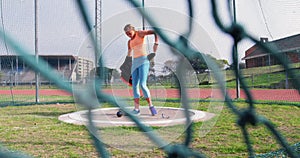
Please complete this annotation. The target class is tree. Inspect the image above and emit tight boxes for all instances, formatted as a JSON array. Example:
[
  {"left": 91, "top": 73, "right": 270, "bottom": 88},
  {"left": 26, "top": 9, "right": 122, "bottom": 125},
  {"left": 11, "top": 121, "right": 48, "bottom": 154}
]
[
  {"left": 188, "top": 53, "right": 229, "bottom": 73},
  {"left": 189, "top": 53, "right": 207, "bottom": 74},
  {"left": 227, "top": 62, "right": 246, "bottom": 70},
  {"left": 162, "top": 60, "right": 177, "bottom": 75},
  {"left": 216, "top": 59, "right": 230, "bottom": 69}
]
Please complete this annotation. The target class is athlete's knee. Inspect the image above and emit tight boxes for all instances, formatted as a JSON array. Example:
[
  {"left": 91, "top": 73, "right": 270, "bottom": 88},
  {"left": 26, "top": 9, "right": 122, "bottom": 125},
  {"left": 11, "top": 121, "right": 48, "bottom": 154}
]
[
  {"left": 140, "top": 83, "right": 148, "bottom": 91},
  {"left": 133, "top": 90, "right": 140, "bottom": 98}
]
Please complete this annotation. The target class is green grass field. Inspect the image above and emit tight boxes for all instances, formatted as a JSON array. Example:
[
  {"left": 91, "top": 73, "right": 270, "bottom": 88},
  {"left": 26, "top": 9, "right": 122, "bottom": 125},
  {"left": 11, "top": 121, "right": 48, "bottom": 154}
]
[
  {"left": 0, "top": 100, "right": 299, "bottom": 157},
  {"left": 0, "top": 64, "right": 299, "bottom": 157}
]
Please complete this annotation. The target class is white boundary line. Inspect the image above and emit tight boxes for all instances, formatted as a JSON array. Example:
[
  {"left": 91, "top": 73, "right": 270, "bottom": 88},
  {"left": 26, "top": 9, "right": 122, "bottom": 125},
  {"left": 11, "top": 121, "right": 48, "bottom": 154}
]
[{"left": 58, "top": 107, "right": 212, "bottom": 127}]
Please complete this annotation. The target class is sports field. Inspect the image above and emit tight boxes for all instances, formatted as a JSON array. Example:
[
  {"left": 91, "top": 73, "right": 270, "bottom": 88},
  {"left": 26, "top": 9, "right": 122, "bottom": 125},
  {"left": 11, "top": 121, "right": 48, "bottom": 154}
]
[{"left": 0, "top": 97, "right": 298, "bottom": 157}]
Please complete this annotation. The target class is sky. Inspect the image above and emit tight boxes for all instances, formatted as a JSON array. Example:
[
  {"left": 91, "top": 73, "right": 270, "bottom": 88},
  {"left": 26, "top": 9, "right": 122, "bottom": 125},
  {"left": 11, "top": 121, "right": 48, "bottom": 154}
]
[{"left": 0, "top": 0, "right": 300, "bottom": 70}]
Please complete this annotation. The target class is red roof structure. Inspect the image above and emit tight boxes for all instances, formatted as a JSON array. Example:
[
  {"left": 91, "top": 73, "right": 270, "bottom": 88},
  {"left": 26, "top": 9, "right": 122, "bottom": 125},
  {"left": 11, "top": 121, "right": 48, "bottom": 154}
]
[{"left": 242, "top": 34, "right": 300, "bottom": 68}]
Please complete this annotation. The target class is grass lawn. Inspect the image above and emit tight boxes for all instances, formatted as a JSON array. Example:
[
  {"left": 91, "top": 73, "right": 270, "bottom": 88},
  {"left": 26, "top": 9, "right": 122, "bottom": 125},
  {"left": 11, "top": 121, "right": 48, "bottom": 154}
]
[{"left": 0, "top": 100, "right": 299, "bottom": 157}]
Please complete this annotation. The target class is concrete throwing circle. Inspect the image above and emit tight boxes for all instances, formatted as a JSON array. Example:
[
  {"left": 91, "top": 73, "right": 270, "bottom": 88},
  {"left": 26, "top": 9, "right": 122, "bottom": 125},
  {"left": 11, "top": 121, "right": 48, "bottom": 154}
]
[{"left": 58, "top": 107, "right": 215, "bottom": 127}]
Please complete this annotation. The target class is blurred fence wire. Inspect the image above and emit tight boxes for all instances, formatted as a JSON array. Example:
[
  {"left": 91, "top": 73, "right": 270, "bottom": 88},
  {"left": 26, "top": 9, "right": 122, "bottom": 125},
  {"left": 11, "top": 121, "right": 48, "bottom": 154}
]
[{"left": 0, "top": 0, "right": 299, "bottom": 157}]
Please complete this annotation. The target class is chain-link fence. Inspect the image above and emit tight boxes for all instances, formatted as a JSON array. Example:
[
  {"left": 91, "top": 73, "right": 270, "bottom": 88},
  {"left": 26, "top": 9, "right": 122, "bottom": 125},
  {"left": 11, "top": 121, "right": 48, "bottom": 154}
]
[{"left": 0, "top": 0, "right": 299, "bottom": 157}]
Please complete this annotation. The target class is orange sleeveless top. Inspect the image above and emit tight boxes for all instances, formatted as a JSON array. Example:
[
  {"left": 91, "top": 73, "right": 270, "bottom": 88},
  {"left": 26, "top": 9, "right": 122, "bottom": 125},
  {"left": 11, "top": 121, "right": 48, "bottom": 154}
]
[{"left": 129, "top": 32, "right": 147, "bottom": 58}]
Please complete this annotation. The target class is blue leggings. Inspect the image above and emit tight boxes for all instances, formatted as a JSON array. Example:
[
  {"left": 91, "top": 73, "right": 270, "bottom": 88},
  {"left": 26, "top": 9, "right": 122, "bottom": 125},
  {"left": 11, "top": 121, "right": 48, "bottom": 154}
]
[{"left": 131, "top": 56, "right": 151, "bottom": 99}]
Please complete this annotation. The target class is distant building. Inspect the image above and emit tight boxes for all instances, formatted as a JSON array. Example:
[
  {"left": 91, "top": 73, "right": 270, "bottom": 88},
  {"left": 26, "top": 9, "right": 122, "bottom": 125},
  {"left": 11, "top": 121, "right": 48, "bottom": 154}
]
[
  {"left": 0, "top": 55, "right": 94, "bottom": 85},
  {"left": 242, "top": 34, "right": 300, "bottom": 68}
]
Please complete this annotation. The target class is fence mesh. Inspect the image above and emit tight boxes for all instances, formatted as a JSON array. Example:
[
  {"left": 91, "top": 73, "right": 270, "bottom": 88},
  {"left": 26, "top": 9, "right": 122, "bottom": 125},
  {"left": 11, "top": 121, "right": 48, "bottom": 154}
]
[{"left": 0, "top": 0, "right": 299, "bottom": 157}]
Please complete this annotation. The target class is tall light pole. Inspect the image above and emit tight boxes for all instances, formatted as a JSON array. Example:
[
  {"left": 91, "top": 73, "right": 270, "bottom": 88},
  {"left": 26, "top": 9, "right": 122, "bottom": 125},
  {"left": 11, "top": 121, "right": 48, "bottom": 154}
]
[
  {"left": 233, "top": 0, "right": 240, "bottom": 98},
  {"left": 95, "top": 0, "right": 102, "bottom": 68},
  {"left": 35, "top": 0, "right": 39, "bottom": 103},
  {"left": 142, "top": 0, "right": 145, "bottom": 30}
]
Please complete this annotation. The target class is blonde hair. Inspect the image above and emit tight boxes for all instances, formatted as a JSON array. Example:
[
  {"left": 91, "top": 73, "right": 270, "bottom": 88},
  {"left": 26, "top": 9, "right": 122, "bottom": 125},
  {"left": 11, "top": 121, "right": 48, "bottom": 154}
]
[{"left": 124, "top": 24, "right": 135, "bottom": 32}]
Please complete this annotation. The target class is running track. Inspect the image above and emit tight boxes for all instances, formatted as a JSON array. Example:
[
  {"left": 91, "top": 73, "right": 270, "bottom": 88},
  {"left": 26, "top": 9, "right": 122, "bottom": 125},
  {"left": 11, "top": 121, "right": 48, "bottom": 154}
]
[{"left": 0, "top": 88, "right": 299, "bottom": 102}]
